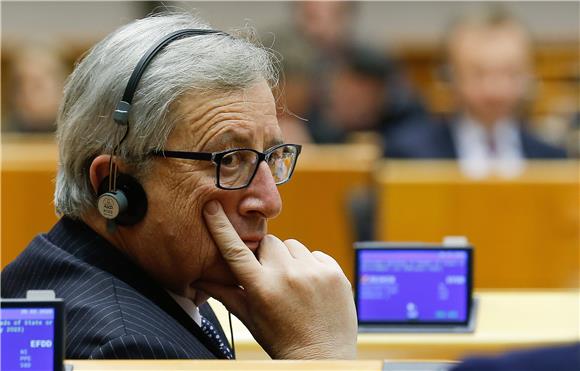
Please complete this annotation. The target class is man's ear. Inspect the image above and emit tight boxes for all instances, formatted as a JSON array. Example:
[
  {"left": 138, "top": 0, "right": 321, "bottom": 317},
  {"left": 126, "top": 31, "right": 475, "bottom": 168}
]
[{"left": 89, "top": 155, "right": 113, "bottom": 194}]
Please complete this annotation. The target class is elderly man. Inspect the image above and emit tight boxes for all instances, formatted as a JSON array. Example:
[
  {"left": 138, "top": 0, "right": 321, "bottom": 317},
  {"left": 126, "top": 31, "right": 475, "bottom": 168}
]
[{"left": 1, "top": 12, "right": 357, "bottom": 360}]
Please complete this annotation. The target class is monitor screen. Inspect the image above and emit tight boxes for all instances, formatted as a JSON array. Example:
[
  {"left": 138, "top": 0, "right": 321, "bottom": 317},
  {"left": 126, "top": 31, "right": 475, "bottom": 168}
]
[
  {"left": 356, "top": 247, "right": 472, "bottom": 325},
  {"left": 1, "top": 306, "right": 59, "bottom": 371}
]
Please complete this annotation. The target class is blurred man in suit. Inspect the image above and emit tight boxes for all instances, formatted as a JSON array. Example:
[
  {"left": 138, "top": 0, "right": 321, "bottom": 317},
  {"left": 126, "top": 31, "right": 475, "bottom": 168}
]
[
  {"left": 453, "top": 343, "right": 580, "bottom": 371},
  {"left": 270, "top": 2, "right": 427, "bottom": 146},
  {"left": 387, "top": 9, "right": 566, "bottom": 178},
  {"left": 307, "top": 45, "right": 429, "bottom": 145},
  {"left": 1, "top": 12, "right": 357, "bottom": 360},
  {"left": 3, "top": 43, "right": 68, "bottom": 133},
  {"left": 267, "top": 1, "right": 357, "bottom": 143}
]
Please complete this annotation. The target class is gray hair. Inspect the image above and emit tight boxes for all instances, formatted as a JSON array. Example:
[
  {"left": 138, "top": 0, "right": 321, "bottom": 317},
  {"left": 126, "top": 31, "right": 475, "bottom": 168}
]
[{"left": 55, "top": 12, "right": 278, "bottom": 218}]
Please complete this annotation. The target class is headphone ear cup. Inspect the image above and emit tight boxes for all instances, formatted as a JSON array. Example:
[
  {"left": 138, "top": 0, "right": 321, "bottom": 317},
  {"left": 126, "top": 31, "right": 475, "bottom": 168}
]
[
  {"left": 97, "top": 191, "right": 128, "bottom": 220},
  {"left": 97, "top": 174, "right": 148, "bottom": 226}
]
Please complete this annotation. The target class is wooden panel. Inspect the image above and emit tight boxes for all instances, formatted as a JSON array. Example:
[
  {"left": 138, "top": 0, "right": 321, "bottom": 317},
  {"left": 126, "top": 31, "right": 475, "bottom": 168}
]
[
  {"left": 1, "top": 135, "right": 59, "bottom": 267},
  {"left": 375, "top": 160, "right": 580, "bottom": 288}
]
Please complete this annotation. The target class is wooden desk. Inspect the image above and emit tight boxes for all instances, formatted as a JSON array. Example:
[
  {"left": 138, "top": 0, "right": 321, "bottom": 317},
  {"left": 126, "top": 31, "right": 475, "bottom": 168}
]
[
  {"left": 209, "top": 290, "right": 579, "bottom": 360},
  {"left": 1, "top": 135, "right": 59, "bottom": 267},
  {"left": 375, "top": 160, "right": 580, "bottom": 288},
  {"left": 66, "top": 360, "right": 383, "bottom": 371}
]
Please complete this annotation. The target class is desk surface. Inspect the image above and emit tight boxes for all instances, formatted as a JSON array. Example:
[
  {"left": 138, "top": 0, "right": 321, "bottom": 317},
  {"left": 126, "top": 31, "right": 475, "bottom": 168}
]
[
  {"left": 210, "top": 290, "right": 579, "bottom": 360},
  {"left": 66, "top": 360, "right": 384, "bottom": 371},
  {"left": 65, "top": 360, "right": 460, "bottom": 370}
]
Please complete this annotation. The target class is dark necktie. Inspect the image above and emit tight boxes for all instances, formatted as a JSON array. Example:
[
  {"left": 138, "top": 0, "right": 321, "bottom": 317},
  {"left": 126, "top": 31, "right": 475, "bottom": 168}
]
[
  {"left": 487, "top": 133, "right": 497, "bottom": 155},
  {"left": 201, "top": 316, "right": 234, "bottom": 359}
]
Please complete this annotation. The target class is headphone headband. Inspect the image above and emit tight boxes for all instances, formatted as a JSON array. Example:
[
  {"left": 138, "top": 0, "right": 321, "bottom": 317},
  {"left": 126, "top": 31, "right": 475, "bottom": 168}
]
[
  {"left": 101, "top": 28, "right": 225, "bottom": 226},
  {"left": 113, "top": 28, "right": 225, "bottom": 125}
]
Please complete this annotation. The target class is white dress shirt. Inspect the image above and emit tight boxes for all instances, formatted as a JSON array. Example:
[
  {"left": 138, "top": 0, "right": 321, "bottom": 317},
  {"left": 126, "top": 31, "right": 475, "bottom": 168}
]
[
  {"left": 167, "top": 290, "right": 202, "bottom": 327},
  {"left": 452, "top": 116, "right": 526, "bottom": 179}
]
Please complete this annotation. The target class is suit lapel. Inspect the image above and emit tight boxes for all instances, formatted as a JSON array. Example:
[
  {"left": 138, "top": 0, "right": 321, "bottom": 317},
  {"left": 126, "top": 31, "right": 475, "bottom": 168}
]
[
  {"left": 49, "top": 217, "right": 228, "bottom": 359},
  {"left": 440, "top": 120, "right": 459, "bottom": 158}
]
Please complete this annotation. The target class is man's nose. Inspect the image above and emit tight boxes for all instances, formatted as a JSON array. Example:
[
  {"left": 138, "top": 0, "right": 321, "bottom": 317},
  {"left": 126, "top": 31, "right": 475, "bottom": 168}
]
[{"left": 239, "top": 161, "right": 282, "bottom": 219}]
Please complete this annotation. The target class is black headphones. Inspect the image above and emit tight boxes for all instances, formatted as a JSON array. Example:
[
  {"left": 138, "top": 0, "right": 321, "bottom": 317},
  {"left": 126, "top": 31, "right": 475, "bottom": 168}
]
[{"left": 97, "top": 28, "right": 225, "bottom": 226}]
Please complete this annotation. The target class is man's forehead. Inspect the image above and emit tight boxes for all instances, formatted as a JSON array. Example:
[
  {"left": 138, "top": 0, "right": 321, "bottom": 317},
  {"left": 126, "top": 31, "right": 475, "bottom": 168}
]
[
  {"left": 175, "top": 83, "right": 276, "bottom": 120},
  {"left": 452, "top": 25, "right": 529, "bottom": 56},
  {"left": 455, "top": 36, "right": 530, "bottom": 70},
  {"left": 166, "top": 82, "right": 281, "bottom": 150},
  {"left": 203, "top": 123, "right": 283, "bottom": 150}
]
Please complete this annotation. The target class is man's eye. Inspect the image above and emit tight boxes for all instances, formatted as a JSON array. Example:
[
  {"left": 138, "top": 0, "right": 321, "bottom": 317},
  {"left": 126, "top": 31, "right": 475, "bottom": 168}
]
[{"left": 222, "top": 152, "right": 241, "bottom": 168}]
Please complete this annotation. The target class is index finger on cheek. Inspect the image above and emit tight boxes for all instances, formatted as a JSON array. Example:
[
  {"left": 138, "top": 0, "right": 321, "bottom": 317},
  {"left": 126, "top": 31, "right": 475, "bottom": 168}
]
[{"left": 203, "top": 200, "right": 262, "bottom": 284}]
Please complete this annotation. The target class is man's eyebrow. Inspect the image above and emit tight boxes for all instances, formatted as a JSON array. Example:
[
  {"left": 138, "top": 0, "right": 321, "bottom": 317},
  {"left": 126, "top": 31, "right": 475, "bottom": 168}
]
[
  {"left": 266, "top": 137, "right": 285, "bottom": 149},
  {"left": 203, "top": 131, "right": 252, "bottom": 151},
  {"left": 204, "top": 132, "right": 285, "bottom": 152}
]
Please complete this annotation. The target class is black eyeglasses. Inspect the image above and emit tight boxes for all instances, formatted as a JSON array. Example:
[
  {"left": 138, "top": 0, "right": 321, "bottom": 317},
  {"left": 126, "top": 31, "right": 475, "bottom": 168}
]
[{"left": 150, "top": 143, "right": 302, "bottom": 190}]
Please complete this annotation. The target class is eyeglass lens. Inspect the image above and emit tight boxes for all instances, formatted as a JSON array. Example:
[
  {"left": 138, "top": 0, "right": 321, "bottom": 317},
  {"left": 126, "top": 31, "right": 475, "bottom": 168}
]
[{"left": 218, "top": 145, "right": 298, "bottom": 189}]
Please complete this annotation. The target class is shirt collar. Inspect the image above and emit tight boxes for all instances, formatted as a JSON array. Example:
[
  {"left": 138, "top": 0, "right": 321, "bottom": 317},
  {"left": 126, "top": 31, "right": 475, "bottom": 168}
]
[{"left": 167, "top": 290, "right": 202, "bottom": 327}]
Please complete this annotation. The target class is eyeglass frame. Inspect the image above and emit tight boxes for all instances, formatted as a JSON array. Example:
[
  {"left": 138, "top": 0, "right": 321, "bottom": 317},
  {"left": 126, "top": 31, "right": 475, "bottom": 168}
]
[{"left": 150, "top": 143, "right": 302, "bottom": 190}]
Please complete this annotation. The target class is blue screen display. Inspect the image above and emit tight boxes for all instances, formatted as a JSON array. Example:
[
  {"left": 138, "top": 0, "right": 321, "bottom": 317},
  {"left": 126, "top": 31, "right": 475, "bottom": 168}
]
[
  {"left": 357, "top": 249, "right": 469, "bottom": 323},
  {"left": 1, "top": 308, "right": 55, "bottom": 371}
]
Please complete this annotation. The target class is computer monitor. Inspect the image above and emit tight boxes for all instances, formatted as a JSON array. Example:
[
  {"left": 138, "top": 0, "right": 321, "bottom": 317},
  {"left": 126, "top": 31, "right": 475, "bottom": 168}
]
[
  {"left": 1, "top": 298, "right": 65, "bottom": 371},
  {"left": 355, "top": 242, "right": 474, "bottom": 332}
]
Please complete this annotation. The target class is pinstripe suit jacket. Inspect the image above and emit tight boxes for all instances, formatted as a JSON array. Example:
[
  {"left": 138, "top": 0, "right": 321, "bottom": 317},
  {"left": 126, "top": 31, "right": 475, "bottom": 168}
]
[{"left": 1, "top": 217, "right": 231, "bottom": 359}]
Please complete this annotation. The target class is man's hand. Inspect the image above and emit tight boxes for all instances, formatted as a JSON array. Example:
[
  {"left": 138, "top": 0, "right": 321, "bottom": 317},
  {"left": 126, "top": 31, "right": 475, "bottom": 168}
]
[{"left": 195, "top": 200, "right": 358, "bottom": 359}]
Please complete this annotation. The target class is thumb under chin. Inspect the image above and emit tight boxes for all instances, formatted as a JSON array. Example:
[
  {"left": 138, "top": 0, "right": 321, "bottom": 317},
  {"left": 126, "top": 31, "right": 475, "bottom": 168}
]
[{"left": 193, "top": 289, "right": 211, "bottom": 307}]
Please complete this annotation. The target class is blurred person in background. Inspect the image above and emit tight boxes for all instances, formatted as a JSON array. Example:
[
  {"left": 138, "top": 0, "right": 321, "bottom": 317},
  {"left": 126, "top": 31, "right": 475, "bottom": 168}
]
[
  {"left": 269, "top": 1, "right": 426, "bottom": 145},
  {"left": 452, "top": 342, "right": 579, "bottom": 371},
  {"left": 386, "top": 8, "right": 567, "bottom": 178},
  {"left": 307, "top": 45, "right": 428, "bottom": 145},
  {"left": 274, "top": 37, "right": 314, "bottom": 144},
  {"left": 266, "top": 1, "right": 355, "bottom": 143},
  {"left": 3, "top": 43, "right": 68, "bottom": 133}
]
